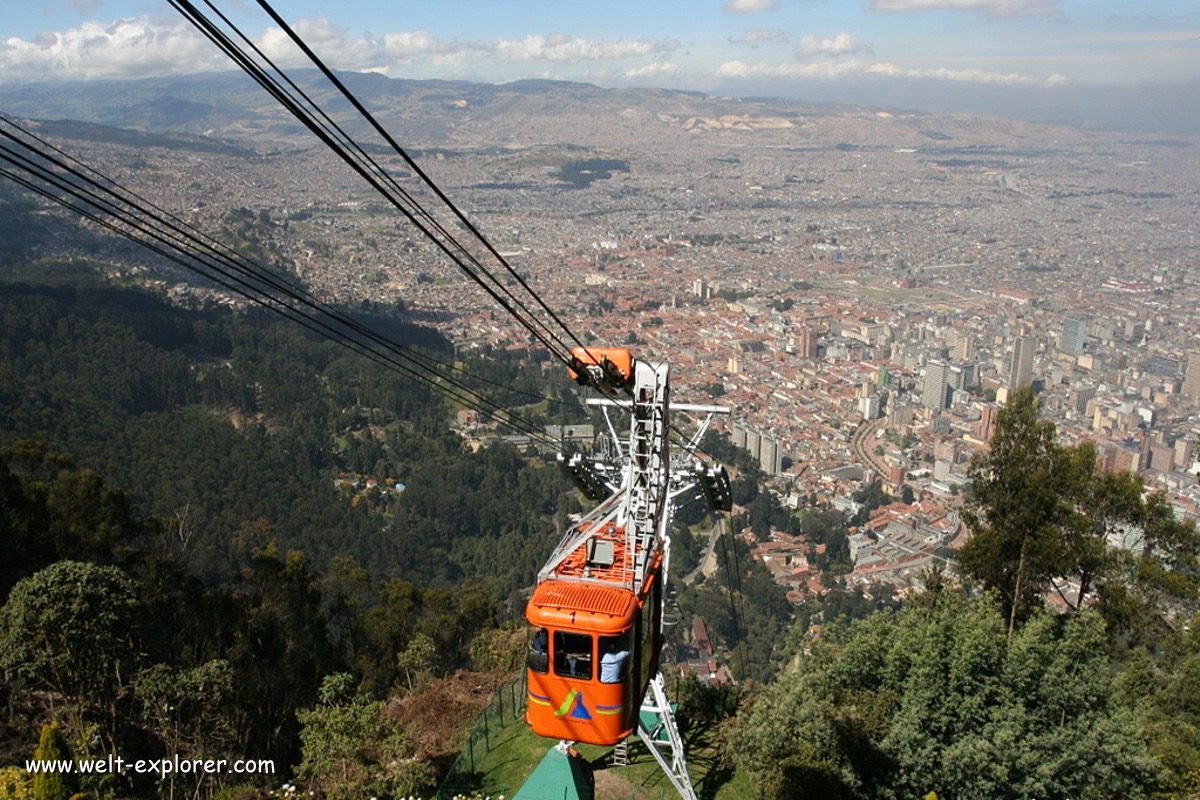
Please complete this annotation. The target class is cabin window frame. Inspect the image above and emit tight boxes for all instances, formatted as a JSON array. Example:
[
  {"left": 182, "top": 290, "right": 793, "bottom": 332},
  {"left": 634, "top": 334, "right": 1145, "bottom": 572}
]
[
  {"left": 527, "top": 626, "right": 550, "bottom": 674},
  {"left": 553, "top": 630, "right": 594, "bottom": 681}
]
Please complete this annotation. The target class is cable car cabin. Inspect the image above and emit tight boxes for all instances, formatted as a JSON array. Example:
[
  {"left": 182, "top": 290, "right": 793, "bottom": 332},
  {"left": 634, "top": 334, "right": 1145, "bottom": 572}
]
[
  {"left": 525, "top": 527, "right": 663, "bottom": 745},
  {"left": 568, "top": 346, "right": 634, "bottom": 389}
]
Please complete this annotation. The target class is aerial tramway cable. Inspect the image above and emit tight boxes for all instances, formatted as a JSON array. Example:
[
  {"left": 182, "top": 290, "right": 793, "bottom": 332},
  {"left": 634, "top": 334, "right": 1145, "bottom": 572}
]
[
  {"left": 169, "top": 0, "right": 583, "bottom": 370},
  {"left": 170, "top": 0, "right": 722, "bottom": 450},
  {"left": 1, "top": 112, "right": 577, "bottom": 410},
  {"left": 247, "top": 0, "right": 592, "bottom": 356},
  {"left": 0, "top": 120, "right": 562, "bottom": 446}
]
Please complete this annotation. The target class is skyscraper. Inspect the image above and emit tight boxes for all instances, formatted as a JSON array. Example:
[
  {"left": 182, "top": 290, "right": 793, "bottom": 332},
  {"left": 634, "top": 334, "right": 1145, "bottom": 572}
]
[
  {"left": 1062, "top": 317, "right": 1088, "bottom": 355},
  {"left": 953, "top": 334, "right": 975, "bottom": 362},
  {"left": 922, "top": 360, "right": 950, "bottom": 410},
  {"left": 1185, "top": 352, "right": 1200, "bottom": 403},
  {"left": 798, "top": 326, "right": 818, "bottom": 359},
  {"left": 1009, "top": 336, "right": 1036, "bottom": 391}
]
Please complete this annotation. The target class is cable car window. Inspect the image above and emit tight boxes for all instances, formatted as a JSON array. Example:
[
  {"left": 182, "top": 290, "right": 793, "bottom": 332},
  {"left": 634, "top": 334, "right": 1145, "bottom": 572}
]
[
  {"left": 527, "top": 626, "right": 549, "bottom": 674},
  {"left": 599, "top": 633, "right": 632, "bottom": 683},
  {"left": 554, "top": 631, "right": 593, "bottom": 680}
]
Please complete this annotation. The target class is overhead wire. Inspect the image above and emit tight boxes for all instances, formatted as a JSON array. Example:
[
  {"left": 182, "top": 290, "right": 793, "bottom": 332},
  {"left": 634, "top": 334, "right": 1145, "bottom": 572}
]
[
  {"left": 168, "top": 0, "right": 583, "bottom": 371},
  {"left": 0, "top": 121, "right": 461, "bottom": 399},
  {"left": 172, "top": 0, "right": 708, "bottom": 447},
  {"left": 248, "top": 0, "right": 591, "bottom": 357},
  {"left": 0, "top": 114, "right": 570, "bottom": 417},
  {"left": 0, "top": 119, "right": 562, "bottom": 446},
  {"left": 713, "top": 516, "right": 747, "bottom": 679}
]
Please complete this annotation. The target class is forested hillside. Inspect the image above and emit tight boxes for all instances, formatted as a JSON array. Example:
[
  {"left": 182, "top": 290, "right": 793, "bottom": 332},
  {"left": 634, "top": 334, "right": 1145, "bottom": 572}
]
[
  {"left": 0, "top": 277, "right": 573, "bottom": 592},
  {"left": 5, "top": 257, "right": 1200, "bottom": 800},
  {"left": 0, "top": 266, "right": 580, "bottom": 796}
]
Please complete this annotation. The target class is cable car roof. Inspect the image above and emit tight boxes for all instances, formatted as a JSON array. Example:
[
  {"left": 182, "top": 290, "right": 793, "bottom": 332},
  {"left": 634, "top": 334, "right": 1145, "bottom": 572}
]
[{"left": 529, "top": 579, "right": 639, "bottom": 620}]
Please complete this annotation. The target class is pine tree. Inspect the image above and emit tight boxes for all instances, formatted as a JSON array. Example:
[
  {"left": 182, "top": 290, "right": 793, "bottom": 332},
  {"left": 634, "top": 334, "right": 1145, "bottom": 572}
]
[{"left": 32, "top": 723, "right": 76, "bottom": 800}]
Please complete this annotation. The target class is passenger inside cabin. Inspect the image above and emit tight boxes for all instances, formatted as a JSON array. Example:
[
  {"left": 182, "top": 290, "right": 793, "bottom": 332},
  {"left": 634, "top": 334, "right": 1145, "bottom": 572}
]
[
  {"left": 600, "top": 636, "right": 630, "bottom": 683},
  {"left": 554, "top": 631, "right": 593, "bottom": 680},
  {"left": 528, "top": 627, "right": 549, "bottom": 673}
]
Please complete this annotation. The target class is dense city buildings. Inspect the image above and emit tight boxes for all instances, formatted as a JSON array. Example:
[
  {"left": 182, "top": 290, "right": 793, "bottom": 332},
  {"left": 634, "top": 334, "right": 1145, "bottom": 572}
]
[{"left": 13, "top": 76, "right": 1200, "bottom": 603}]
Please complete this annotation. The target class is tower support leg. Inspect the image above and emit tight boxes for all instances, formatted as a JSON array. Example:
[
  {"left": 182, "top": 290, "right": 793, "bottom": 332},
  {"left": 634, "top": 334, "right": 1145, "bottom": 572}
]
[{"left": 636, "top": 672, "right": 697, "bottom": 800}]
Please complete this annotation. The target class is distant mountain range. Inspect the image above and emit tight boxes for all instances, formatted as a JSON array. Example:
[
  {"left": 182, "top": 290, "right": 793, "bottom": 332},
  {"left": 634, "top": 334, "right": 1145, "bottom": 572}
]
[
  {"left": 7, "top": 70, "right": 1191, "bottom": 157},
  {"left": 0, "top": 70, "right": 924, "bottom": 151}
]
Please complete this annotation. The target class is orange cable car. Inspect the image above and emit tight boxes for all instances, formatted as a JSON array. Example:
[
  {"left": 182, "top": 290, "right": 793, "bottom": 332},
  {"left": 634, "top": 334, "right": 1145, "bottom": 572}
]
[
  {"left": 524, "top": 521, "right": 663, "bottom": 745},
  {"left": 526, "top": 349, "right": 678, "bottom": 746}
]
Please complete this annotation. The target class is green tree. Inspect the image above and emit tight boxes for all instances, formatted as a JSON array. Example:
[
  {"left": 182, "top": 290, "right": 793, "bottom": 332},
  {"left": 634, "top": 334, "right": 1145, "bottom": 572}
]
[
  {"left": 295, "top": 673, "right": 434, "bottom": 800},
  {"left": 727, "top": 593, "right": 1163, "bottom": 799},
  {"left": 135, "top": 660, "right": 236, "bottom": 800},
  {"left": 31, "top": 723, "right": 76, "bottom": 800},
  {"left": 957, "top": 387, "right": 1085, "bottom": 640},
  {"left": 0, "top": 561, "right": 142, "bottom": 753},
  {"left": 958, "top": 388, "right": 1199, "bottom": 643},
  {"left": 396, "top": 631, "right": 437, "bottom": 692}
]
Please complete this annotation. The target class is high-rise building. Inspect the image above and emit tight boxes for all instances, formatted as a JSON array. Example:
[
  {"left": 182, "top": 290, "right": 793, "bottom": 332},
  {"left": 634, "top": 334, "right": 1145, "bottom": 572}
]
[
  {"left": 798, "top": 326, "right": 818, "bottom": 359},
  {"left": 948, "top": 363, "right": 979, "bottom": 391},
  {"left": 977, "top": 406, "right": 997, "bottom": 441},
  {"left": 744, "top": 429, "right": 761, "bottom": 460},
  {"left": 1009, "top": 336, "right": 1036, "bottom": 391},
  {"left": 731, "top": 425, "right": 747, "bottom": 450},
  {"left": 953, "top": 334, "right": 975, "bottom": 362},
  {"left": 1175, "top": 438, "right": 1194, "bottom": 471},
  {"left": 1070, "top": 385, "right": 1097, "bottom": 415},
  {"left": 759, "top": 436, "right": 782, "bottom": 474},
  {"left": 1149, "top": 443, "right": 1175, "bottom": 474},
  {"left": 1185, "top": 352, "right": 1200, "bottom": 402},
  {"left": 859, "top": 395, "right": 881, "bottom": 420},
  {"left": 1062, "top": 317, "right": 1088, "bottom": 355},
  {"left": 922, "top": 360, "right": 950, "bottom": 410}
]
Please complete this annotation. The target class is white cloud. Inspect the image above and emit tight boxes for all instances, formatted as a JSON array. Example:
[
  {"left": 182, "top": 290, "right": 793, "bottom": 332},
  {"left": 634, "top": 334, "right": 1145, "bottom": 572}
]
[
  {"left": 723, "top": 0, "right": 780, "bottom": 14},
  {"left": 870, "top": 0, "right": 1058, "bottom": 18},
  {"left": 488, "top": 34, "right": 675, "bottom": 63},
  {"left": 625, "top": 61, "right": 679, "bottom": 79},
  {"left": 257, "top": 18, "right": 388, "bottom": 68},
  {"left": 729, "top": 29, "right": 790, "bottom": 44},
  {"left": 717, "top": 56, "right": 1067, "bottom": 86},
  {"left": 382, "top": 30, "right": 453, "bottom": 60},
  {"left": 0, "top": 16, "right": 680, "bottom": 83},
  {"left": 0, "top": 18, "right": 227, "bottom": 82},
  {"left": 797, "top": 33, "right": 873, "bottom": 59}
]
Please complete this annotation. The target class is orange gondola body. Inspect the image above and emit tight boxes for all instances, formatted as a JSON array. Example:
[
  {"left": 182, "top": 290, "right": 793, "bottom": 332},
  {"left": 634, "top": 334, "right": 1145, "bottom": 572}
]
[{"left": 524, "top": 521, "right": 663, "bottom": 745}]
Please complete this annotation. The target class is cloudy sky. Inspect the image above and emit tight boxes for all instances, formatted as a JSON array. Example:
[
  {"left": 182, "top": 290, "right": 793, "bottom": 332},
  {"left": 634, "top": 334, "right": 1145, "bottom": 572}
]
[{"left": 3, "top": 0, "right": 1199, "bottom": 128}]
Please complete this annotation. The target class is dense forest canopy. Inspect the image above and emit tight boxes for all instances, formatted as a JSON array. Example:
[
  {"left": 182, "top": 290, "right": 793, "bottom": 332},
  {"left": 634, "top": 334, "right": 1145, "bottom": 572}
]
[{"left": 3, "top": 245, "right": 1200, "bottom": 800}]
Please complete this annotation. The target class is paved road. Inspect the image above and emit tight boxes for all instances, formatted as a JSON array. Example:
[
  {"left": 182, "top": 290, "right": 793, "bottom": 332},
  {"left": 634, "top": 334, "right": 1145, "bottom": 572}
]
[
  {"left": 682, "top": 520, "right": 723, "bottom": 586},
  {"left": 851, "top": 417, "right": 890, "bottom": 477}
]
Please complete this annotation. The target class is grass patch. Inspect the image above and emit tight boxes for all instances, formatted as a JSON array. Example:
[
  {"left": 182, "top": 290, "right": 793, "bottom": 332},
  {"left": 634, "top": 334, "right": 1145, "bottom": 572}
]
[{"left": 461, "top": 718, "right": 750, "bottom": 800}]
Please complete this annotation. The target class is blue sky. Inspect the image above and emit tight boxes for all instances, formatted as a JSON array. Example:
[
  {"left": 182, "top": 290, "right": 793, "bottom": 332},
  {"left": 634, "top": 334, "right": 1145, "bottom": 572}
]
[{"left": 2, "top": 0, "right": 1198, "bottom": 122}]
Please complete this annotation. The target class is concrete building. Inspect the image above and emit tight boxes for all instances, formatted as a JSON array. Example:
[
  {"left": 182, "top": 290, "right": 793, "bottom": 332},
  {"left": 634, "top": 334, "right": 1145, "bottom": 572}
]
[
  {"left": 1009, "top": 336, "right": 1036, "bottom": 391},
  {"left": 1185, "top": 352, "right": 1200, "bottom": 403},
  {"left": 1062, "top": 317, "right": 1088, "bottom": 355},
  {"left": 922, "top": 360, "right": 950, "bottom": 410},
  {"left": 759, "top": 436, "right": 782, "bottom": 475},
  {"left": 859, "top": 394, "right": 881, "bottom": 420}
]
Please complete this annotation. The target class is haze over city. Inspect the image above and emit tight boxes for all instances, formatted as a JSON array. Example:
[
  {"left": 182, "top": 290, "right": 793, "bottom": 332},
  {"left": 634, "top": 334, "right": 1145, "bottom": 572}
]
[{"left": 3, "top": 0, "right": 1200, "bottom": 131}]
